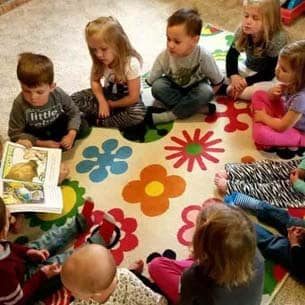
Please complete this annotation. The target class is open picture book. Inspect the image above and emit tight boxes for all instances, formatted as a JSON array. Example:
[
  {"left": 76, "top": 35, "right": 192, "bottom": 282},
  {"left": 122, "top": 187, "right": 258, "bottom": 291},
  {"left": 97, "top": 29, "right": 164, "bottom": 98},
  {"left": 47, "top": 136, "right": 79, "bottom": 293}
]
[{"left": 0, "top": 141, "right": 63, "bottom": 213}]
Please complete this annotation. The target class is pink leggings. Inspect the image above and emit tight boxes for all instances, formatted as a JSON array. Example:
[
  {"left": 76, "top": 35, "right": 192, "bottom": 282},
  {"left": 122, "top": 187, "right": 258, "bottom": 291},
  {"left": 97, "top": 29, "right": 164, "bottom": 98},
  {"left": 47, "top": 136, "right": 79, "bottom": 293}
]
[
  {"left": 252, "top": 90, "right": 305, "bottom": 147},
  {"left": 148, "top": 257, "right": 194, "bottom": 304}
]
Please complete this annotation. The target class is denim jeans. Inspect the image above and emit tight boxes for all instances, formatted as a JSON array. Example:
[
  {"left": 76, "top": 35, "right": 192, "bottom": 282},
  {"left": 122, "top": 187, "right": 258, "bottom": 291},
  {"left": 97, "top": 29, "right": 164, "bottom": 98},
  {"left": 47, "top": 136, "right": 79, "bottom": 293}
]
[
  {"left": 151, "top": 77, "right": 214, "bottom": 118},
  {"left": 25, "top": 215, "right": 87, "bottom": 303},
  {"left": 255, "top": 201, "right": 305, "bottom": 269}
]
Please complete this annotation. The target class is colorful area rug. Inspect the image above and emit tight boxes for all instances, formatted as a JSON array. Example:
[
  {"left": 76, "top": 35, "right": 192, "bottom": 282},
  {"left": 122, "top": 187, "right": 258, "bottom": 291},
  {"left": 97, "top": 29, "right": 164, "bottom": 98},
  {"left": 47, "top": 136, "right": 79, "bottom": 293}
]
[{"left": 13, "top": 24, "right": 305, "bottom": 305}]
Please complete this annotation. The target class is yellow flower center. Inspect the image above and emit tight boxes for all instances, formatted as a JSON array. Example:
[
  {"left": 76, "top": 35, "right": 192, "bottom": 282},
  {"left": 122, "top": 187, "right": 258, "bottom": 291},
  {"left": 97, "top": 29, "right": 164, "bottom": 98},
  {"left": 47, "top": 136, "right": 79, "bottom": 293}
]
[
  {"left": 37, "top": 185, "right": 76, "bottom": 221},
  {"left": 145, "top": 181, "right": 164, "bottom": 197}
]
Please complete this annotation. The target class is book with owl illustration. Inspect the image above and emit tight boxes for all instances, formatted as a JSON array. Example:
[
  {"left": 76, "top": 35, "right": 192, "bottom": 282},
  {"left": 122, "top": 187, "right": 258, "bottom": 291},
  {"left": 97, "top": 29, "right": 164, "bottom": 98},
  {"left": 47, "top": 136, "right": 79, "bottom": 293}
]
[{"left": 0, "top": 142, "right": 62, "bottom": 213}]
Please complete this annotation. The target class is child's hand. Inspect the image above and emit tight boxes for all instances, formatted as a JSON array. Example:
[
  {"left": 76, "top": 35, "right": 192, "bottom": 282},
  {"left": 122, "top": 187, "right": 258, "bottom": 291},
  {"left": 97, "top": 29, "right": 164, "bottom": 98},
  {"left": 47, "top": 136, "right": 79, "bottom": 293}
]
[
  {"left": 269, "top": 83, "right": 287, "bottom": 97},
  {"left": 254, "top": 109, "right": 268, "bottom": 123},
  {"left": 41, "top": 263, "right": 62, "bottom": 279},
  {"left": 230, "top": 75, "right": 247, "bottom": 92},
  {"left": 27, "top": 249, "right": 49, "bottom": 262},
  {"left": 288, "top": 226, "right": 305, "bottom": 246},
  {"left": 290, "top": 168, "right": 305, "bottom": 184},
  {"left": 290, "top": 169, "right": 299, "bottom": 183},
  {"left": 60, "top": 130, "right": 76, "bottom": 150},
  {"left": 98, "top": 101, "right": 110, "bottom": 119},
  {"left": 17, "top": 139, "right": 32, "bottom": 149}
]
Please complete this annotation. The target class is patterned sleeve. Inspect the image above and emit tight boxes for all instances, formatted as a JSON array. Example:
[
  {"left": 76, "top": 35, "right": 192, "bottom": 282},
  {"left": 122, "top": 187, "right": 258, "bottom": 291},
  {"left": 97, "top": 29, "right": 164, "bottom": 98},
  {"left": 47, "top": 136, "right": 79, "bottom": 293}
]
[{"left": 123, "top": 269, "right": 168, "bottom": 305}]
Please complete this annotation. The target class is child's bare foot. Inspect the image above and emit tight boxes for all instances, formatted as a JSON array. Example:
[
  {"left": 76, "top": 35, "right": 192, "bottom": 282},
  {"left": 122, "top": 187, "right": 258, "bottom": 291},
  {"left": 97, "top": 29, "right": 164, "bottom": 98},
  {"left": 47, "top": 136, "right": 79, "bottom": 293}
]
[
  {"left": 214, "top": 175, "right": 228, "bottom": 193},
  {"left": 215, "top": 170, "right": 228, "bottom": 179},
  {"left": 58, "top": 162, "right": 70, "bottom": 184},
  {"left": 129, "top": 259, "right": 144, "bottom": 274}
]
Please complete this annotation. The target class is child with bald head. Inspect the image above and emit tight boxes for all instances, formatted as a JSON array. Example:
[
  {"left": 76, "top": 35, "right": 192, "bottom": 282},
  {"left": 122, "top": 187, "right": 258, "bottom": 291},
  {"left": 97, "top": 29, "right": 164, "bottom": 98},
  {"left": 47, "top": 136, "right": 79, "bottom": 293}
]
[{"left": 61, "top": 244, "right": 167, "bottom": 305}]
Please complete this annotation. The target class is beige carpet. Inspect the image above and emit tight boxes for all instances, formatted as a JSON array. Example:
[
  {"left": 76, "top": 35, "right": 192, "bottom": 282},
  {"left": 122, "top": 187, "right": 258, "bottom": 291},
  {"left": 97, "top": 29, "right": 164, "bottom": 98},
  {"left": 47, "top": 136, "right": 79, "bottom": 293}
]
[{"left": 1, "top": 1, "right": 305, "bottom": 304}]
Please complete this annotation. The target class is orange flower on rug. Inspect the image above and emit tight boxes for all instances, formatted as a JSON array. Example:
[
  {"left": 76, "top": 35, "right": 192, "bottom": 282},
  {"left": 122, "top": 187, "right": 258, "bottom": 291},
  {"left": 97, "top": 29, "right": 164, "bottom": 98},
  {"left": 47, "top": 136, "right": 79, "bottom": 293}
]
[{"left": 122, "top": 164, "right": 186, "bottom": 216}]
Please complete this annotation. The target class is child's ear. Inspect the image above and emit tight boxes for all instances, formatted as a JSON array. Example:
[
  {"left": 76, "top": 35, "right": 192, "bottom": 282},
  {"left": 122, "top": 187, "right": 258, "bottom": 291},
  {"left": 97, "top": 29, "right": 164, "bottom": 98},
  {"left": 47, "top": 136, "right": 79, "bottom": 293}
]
[
  {"left": 50, "top": 83, "right": 56, "bottom": 91},
  {"left": 192, "top": 35, "right": 200, "bottom": 44}
]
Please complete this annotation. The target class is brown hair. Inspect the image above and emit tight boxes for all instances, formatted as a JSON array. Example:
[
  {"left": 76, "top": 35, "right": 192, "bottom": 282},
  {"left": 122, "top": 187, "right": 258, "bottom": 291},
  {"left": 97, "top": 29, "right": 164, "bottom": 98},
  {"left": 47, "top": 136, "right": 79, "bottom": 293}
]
[
  {"left": 167, "top": 8, "right": 202, "bottom": 37},
  {"left": 280, "top": 40, "right": 305, "bottom": 94},
  {"left": 85, "top": 16, "right": 142, "bottom": 82},
  {"left": 236, "top": 0, "right": 285, "bottom": 55},
  {"left": 192, "top": 204, "right": 256, "bottom": 288},
  {"left": 17, "top": 52, "right": 54, "bottom": 87},
  {"left": 0, "top": 197, "right": 7, "bottom": 233}
]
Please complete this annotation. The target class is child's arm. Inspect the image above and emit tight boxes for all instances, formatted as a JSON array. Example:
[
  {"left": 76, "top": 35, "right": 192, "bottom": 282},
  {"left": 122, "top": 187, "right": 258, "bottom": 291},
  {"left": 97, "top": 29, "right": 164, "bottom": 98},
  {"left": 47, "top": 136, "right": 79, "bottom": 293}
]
[
  {"left": 90, "top": 68, "right": 110, "bottom": 118},
  {"left": 108, "top": 57, "right": 142, "bottom": 109},
  {"left": 146, "top": 52, "right": 166, "bottom": 86},
  {"left": 1, "top": 267, "right": 47, "bottom": 305},
  {"left": 108, "top": 77, "right": 141, "bottom": 108},
  {"left": 8, "top": 99, "right": 37, "bottom": 146},
  {"left": 254, "top": 109, "right": 302, "bottom": 132},
  {"left": 59, "top": 88, "right": 81, "bottom": 149}
]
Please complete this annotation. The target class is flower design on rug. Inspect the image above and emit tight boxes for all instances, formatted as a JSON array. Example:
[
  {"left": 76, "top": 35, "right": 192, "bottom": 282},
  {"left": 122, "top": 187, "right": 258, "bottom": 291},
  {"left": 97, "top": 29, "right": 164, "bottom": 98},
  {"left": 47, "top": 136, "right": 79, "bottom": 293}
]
[
  {"left": 74, "top": 200, "right": 138, "bottom": 265},
  {"left": 205, "top": 96, "right": 251, "bottom": 132},
  {"left": 27, "top": 180, "right": 85, "bottom": 230},
  {"left": 122, "top": 164, "right": 186, "bottom": 216},
  {"left": 177, "top": 198, "right": 222, "bottom": 246},
  {"left": 76, "top": 139, "right": 132, "bottom": 183},
  {"left": 164, "top": 129, "right": 225, "bottom": 172}
]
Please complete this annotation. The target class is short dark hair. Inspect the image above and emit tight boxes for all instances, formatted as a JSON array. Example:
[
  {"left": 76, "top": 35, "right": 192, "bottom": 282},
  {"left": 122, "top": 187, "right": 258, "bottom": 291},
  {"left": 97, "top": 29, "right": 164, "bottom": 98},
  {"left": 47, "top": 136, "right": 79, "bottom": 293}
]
[
  {"left": 167, "top": 8, "right": 202, "bottom": 37},
  {"left": 17, "top": 52, "right": 54, "bottom": 87},
  {"left": 0, "top": 197, "right": 7, "bottom": 233}
]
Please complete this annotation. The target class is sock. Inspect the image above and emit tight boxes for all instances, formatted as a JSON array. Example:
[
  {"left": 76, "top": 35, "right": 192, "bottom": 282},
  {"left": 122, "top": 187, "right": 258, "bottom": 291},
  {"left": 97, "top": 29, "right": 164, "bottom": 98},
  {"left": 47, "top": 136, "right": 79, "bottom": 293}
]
[
  {"left": 198, "top": 103, "right": 216, "bottom": 115},
  {"left": 224, "top": 192, "right": 261, "bottom": 211},
  {"left": 152, "top": 111, "right": 177, "bottom": 124}
]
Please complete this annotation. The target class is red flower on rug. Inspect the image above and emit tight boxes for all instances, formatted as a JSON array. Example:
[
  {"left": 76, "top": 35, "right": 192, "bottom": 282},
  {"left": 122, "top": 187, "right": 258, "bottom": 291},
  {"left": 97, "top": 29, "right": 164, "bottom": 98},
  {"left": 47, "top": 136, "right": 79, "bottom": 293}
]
[
  {"left": 74, "top": 201, "right": 138, "bottom": 265},
  {"left": 164, "top": 129, "right": 225, "bottom": 172},
  {"left": 122, "top": 164, "right": 186, "bottom": 216},
  {"left": 177, "top": 198, "right": 222, "bottom": 246},
  {"left": 205, "top": 96, "right": 251, "bottom": 132}
]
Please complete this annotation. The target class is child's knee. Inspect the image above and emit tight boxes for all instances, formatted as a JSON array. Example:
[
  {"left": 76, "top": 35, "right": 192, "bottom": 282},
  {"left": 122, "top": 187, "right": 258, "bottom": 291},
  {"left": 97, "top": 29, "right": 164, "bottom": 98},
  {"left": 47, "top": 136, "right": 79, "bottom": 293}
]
[{"left": 151, "top": 78, "right": 170, "bottom": 98}]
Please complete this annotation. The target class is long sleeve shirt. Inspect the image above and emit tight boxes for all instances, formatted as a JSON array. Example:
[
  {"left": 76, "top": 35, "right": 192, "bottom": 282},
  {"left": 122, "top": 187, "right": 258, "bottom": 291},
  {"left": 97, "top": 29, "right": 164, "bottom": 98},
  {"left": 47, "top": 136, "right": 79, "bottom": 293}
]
[
  {"left": 0, "top": 241, "right": 47, "bottom": 305},
  {"left": 226, "top": 27, "right": 288, "bottom": 86},
  {"left": 8, "top": 87, "right": 81, "bottom": 144}
]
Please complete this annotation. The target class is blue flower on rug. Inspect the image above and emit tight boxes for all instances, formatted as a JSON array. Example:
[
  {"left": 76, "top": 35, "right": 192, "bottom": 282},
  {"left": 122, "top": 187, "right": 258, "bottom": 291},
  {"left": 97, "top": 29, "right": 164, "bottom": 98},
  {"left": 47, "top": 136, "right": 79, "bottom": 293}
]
[{"left": 76, "top": 139, "right": 133, "bottom": 182}]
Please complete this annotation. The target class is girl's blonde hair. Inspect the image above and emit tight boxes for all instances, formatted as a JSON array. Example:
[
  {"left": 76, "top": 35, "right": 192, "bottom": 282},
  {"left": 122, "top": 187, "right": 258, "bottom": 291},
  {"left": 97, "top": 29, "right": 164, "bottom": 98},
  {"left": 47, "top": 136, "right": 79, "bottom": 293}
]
[
  {"left": 280, "top": 40, "right": 305, "bottom": 94},
  {"left": 236, "top": 0, "right": 284, "bottom": 55},
  {"left": 192, "top": 204, "right": 256, "bottom": 288},
  {"left": 85, "top": 16, "right": 142, "bottom": 82}
]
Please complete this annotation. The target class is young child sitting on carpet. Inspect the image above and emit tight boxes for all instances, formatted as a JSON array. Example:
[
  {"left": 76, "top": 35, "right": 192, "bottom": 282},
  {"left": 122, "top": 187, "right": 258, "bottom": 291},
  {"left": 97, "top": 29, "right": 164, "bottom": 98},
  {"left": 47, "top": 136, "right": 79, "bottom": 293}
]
[
  {"left": 148, "top": 204, "right": 264, "bottom": 305},
  {"left": 145, "top": 8, "right": 224, "bottom": 125},
  {"left": 9, "top": 52, "right": 85, "bottom": 150},
  {"left": 214, "top": 156, "right": 305, "bottom": 208},
  {"left": 224, "top": 192, "right": 305, "bottom": 283},
  {"left": 220, "top": 0, "right": 288, "bottom": 100},
  {"left": 252, "top": 40, "right": 305, "bottom": 148},
  {"left": 0, "top": 197, "right": 118, "bottom": 305},
  {"left": 61, "top": 244, "right": 168, "bottom": 305},
  {"left": 71, "top": 16, "right": 146, "bottom": 130}
]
